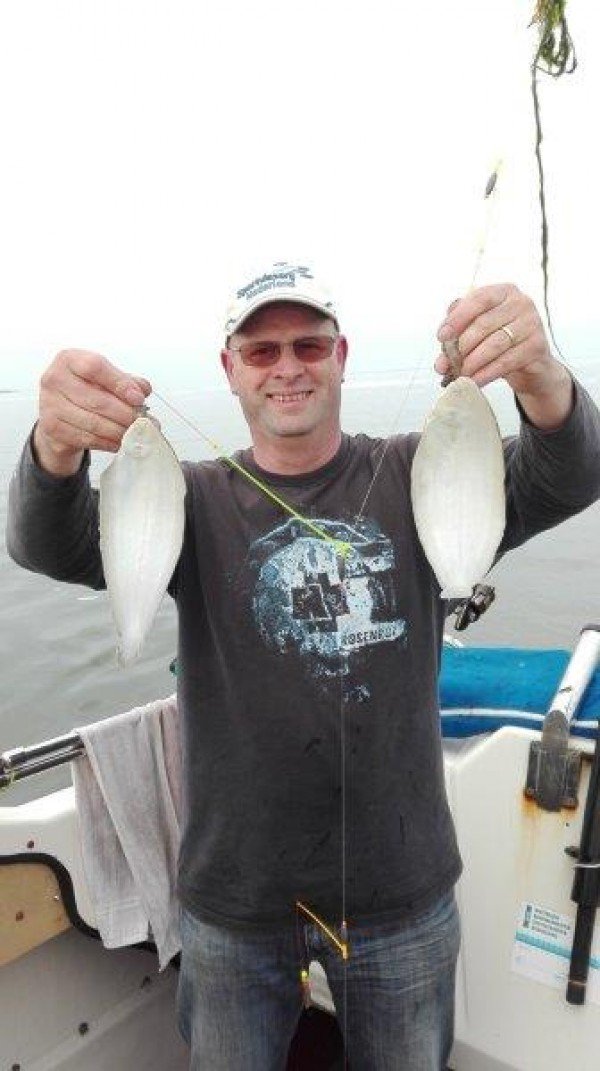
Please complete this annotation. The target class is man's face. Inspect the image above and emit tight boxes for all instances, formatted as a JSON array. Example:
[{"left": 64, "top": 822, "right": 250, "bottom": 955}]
[{"left": 221, "top": 303, "right": 347, "bottom": 452}]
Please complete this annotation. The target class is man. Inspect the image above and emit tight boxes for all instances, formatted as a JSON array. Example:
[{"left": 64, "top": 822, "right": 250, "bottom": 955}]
[{"left": 7, "top": 262, "right": 600, "bottom": 1070}]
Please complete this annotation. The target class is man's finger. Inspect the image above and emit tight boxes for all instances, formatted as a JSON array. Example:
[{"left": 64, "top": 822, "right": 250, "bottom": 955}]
[
  {"left": 60, "top": 350, "right": 149, "bottom": 407},
  {"left": 54, "top": 378, "right": 144, "bottom": 430},
  {"left": 456, "top": 297, "right": 528, "bottom": 361},
  {"left": 130, "top": 375, "right": 153, "bottom": 397},
  {"left": 437, "top": 284, "right": 512, "bottom": 342},
  {"left": 434, "top": 350, "right": 450, "bottom": 374},
  {"left": 38, "top": 411, "right": 123, "bottom": 454},
  {"left": 42, "top": 394, "right": 130, "bottom": 449},
  {"left": 467, "top": 341, "right": 529, "bottom": 389},
  {"left": 116, "top": 380, "right": 147, "bottom": 407},
  {"left": 116, "top": 372, "right": 153, "bottom": 407}
]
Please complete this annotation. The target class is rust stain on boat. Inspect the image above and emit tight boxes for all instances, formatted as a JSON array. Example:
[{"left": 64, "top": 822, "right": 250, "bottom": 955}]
[{"left": 515, "top": 791, "right": 581, "bottom": 890}]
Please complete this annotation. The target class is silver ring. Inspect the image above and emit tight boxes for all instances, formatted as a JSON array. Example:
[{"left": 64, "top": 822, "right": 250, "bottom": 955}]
[{"left": 500, "top": 324, "right": 516, "bottom": 345}]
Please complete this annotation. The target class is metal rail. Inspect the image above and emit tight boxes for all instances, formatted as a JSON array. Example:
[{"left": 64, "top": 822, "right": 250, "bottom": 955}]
[
  {"left": 3, "top": 627, "right": 599, "bottom": 793},
  {"left": 0, "top": 731, "right": 84, "bottom": 788}
]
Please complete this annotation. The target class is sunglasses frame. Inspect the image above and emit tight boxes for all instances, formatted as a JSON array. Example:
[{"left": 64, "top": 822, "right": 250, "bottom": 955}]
[{"left": 228, "top": 335, "right": 339, "bottom": 368}]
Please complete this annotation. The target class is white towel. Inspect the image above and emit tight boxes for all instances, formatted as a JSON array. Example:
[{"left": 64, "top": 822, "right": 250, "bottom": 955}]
[{"left": 71, "top": 694, "right": 182, "bottom": 970}]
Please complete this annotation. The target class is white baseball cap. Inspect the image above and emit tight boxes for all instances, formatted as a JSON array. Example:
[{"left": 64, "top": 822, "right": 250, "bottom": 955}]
[{"left": 224, "top": 262, "right": 338, "bottom": 339}]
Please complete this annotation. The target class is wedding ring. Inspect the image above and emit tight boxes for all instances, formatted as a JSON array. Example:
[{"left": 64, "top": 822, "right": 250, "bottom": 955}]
[{"left": 500, "top": 324, "right": 516, "bottom": 345}]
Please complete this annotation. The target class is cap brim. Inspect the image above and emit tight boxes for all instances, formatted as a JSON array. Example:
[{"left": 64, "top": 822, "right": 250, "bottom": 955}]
[{"left": 227, "top": 290, "right": 337, "bottom": 338}]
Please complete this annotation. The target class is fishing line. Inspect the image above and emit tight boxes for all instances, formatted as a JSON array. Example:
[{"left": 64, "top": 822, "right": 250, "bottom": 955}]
[
  {"left": 354, "top": 358, "right": 433, "bottom": 526},
  {"left": 469, "top": 160, "right": 504, "bottom": 292},
  {"left": 355, "top": 157, "right": 504, "bottom": 527},
  {"left": 295, "top": 900, "right": 349, "bottom": 960},
  {"left": 332, "top": 162, "right": 506, "bottom": 1057},
  {"left": 294, "top": 910, "right": 313, "bottom": 1008},
  {"left": 153, "top": 386, "right": 353, "bottom": 1035},
  {"left": 154, "top": 155, "right": 502, "bottom": 1043},
  {"left": 151, "top": 390, "right": 352, "bottom": 557},
  {"left": 338, "top": 647, "right": 349, "bottom": 1068}
]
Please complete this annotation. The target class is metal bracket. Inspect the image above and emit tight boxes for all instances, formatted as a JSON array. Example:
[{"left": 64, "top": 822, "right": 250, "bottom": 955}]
[
  {"left": 523, "top": 627, "right": 600, "bottom": 812},
  {"left": 524, "top": 732, "right": 583, "bottom": 810},
  {"left": 453, "top": 584, "right": 496, "bottom": 631}
]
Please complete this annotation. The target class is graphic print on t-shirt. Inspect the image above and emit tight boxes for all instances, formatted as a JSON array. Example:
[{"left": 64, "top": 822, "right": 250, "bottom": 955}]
[{"left": 248, "top": 517, "right": 406, "bottom": 692}]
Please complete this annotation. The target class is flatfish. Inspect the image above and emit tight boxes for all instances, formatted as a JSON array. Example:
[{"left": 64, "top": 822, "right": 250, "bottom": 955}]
[
  {"left": 99, "top": 416, "right": 186, "bottom": 663},
  {"left": 410, "top": 376, "right": 506, "bottom": 598}
]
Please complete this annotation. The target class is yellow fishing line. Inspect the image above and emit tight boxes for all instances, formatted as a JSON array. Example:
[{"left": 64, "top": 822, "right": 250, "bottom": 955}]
[
  {"left": 469, "top": 159, "right": 503, "bottom": 291},
  {"left": 153, "top": 392, "right": 354, "bottom": 974},
  {"left": 153, "top": 391, "right": 352, "bottom": 558},
  {"left": 296, "top": 900, "right": 350, "bottom": 960},
  {"left": 220, "top": 453, "right": 352, "bottom": 555}
]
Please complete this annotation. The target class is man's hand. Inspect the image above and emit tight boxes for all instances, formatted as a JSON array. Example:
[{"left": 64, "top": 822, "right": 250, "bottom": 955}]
[
  {"left": 435, "top": 284, "right": 573, "bottom": 430},
  {"left": 34, "top": 349, "right": 152, "bottom": 476}
]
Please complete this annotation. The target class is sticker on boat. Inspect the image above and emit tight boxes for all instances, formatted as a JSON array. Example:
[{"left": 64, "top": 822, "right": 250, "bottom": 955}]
[{"left": 511, "top": 901, "right": 600, "bottom": 1004}]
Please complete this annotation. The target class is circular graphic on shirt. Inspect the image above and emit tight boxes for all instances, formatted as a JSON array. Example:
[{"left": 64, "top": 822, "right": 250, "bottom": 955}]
[{"left": 248, "top": 517, "right": 407, "bottom": 685}]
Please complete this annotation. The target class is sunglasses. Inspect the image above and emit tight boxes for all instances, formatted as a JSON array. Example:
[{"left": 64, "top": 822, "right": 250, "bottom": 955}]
[{"left": 229, "top": 335, "right": 338, "bottom": 368}]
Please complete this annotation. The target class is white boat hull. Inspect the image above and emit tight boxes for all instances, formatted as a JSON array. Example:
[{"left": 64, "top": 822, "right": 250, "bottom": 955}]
[
  {"left": 2, "top": 728, "right": 599, "bottom": 1070},
  {"left": 1, "top": 928, "right": 188, "bottom": 1070}
]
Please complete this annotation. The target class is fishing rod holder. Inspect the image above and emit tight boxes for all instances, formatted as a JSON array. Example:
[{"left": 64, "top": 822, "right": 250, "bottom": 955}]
[
  {"left": 525, "top": 732, "right": 582, "bottom": 810},
  {"left": 0, "top": 731, "right": 84, "bottom": 787},
  {"left": 524, "top": 626, "right": 600, "bottom": 812}
]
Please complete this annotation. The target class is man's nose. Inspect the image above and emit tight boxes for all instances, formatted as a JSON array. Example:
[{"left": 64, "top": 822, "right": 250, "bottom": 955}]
[{"left": 274, "top": 342, "right": 304, "bottom": 373}]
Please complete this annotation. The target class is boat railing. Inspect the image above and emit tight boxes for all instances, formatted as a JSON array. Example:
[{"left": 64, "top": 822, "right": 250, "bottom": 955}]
[
  {"left": 0, "top": 731, "right": 84, "bottom": 787},
  {"left": 2, "top": 626, "right": 598, "bottom": 791}
]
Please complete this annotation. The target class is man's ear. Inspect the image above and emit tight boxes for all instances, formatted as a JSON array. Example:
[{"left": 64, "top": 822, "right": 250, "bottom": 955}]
[
  {"left": 221, "top": 349, "right": 239, "bottom": 395},
  {"left": 337, "top": 336, "right": 348, "bottom": 375},
  {"left": 221, "top": 348, "right": 235, "bottom": 385}
]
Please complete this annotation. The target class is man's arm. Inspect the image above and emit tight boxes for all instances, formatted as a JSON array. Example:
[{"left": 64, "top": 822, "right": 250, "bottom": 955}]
[
  {"left": 6, "top": 432, "right": 105, "bottom": 587},
  {"left": 500, "top": 377, "right": 600, "bottom": 552},
  {"left": 6, "top": 348, "right": 152, "bottom": 586},
  {"left": 435, "top": 283, "right": 600, "bottom": 546}
]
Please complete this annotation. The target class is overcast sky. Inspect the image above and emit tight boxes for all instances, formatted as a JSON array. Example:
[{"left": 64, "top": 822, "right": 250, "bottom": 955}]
[{"left": 1, "top": 1, "right": 598, "bottom": 390}]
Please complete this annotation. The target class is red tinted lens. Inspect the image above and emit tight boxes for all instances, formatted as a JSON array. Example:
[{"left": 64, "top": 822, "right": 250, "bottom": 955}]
[
  {"left": 239, "top": 342, "right": 281, "bottom": 367},
  {"left": 292, "top": 337, "right": 335, "bottom": 362},
  {"left": 238, "top": 336, "right": 335, "bottom": 367}
]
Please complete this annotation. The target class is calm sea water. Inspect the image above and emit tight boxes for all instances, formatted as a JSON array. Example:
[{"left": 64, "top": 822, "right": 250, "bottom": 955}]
[{"left": 1, "top": 364, "right": 599, "bottom": 804}]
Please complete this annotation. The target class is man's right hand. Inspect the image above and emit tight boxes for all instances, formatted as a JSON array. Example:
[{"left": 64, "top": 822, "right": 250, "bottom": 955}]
[{"left": 33, "top": 350, "right": 152, "bottom": 476}]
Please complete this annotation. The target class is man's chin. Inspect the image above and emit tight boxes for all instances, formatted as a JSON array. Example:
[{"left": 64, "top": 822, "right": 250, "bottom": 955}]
[{"left": 265, "top": 418, "right": 314, "bottom": 439}]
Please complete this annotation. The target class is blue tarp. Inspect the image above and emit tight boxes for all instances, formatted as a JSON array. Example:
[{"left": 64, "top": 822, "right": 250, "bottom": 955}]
[{"left": 439, "top": 647, "right": 600, "bottom": 739}]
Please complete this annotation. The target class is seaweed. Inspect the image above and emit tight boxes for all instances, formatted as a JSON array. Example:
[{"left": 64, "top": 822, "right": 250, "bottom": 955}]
[{"left": 529, "top": 0, "right": 577, "bottom": 358}]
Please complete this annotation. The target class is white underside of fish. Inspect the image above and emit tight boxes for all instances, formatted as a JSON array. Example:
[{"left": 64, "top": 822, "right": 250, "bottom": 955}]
[
  {"left": 99, "top": 416, "right": 186, "bottom": 663},
  {"left": 410, "top": 377, "right": 506, "bottom": 599}
]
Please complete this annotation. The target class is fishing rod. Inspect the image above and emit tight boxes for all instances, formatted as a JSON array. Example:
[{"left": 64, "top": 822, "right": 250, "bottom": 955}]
[
  {"left": 520, "top": 623, "right": 600, "bottom": 1005},
  {"left": 567, "top": 680, "right": 600, "bottom": 1004}
]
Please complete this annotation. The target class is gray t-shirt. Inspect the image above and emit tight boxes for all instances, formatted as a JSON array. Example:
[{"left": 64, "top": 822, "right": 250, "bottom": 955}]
[{"left": 7, "top": 379, "right": 600, "bottom": 930}]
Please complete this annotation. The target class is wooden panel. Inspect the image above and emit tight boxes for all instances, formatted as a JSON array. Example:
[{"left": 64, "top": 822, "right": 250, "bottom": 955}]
[{"left": 0, "top": 862, "right": 71, "bottom": 967}]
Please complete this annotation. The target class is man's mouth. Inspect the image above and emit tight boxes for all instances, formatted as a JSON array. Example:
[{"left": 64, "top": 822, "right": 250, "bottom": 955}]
[{"left": 266, "top": 391, "right": 313, "bottom": 404}]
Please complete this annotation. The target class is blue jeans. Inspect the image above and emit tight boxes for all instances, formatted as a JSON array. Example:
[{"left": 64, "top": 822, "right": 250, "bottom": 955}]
[{"left": 177, "top": 890, "right": 460, "bottom": 1070}]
